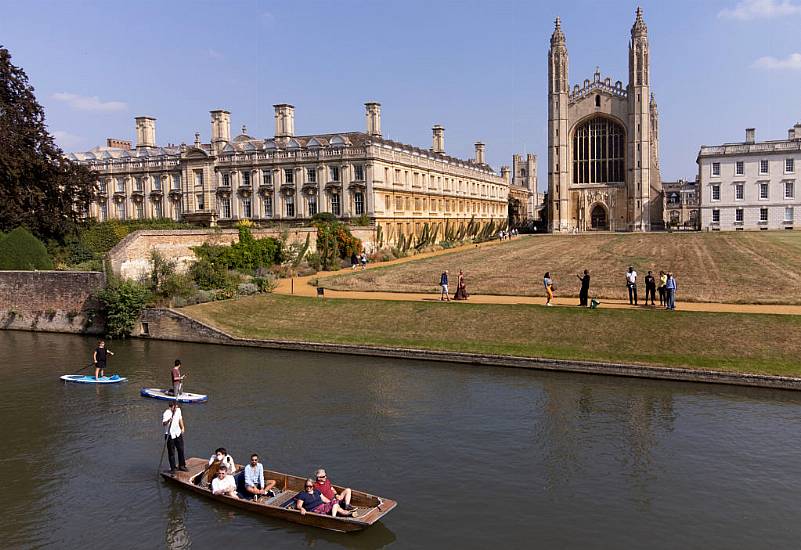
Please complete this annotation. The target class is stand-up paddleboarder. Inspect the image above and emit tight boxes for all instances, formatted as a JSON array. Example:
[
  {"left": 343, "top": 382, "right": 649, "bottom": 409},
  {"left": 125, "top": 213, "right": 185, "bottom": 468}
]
[
  {"left": 93, "top": 339, "right": 114, "bottom": 380},
  {"left": 171, "top": 359, "right": 186, "bottom": 397}
]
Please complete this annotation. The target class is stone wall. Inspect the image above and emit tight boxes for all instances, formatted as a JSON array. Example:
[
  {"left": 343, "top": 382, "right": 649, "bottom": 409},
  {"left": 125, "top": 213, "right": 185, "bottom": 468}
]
[{"left": 0, "top": 271, "right": 105, "bottom": 334}]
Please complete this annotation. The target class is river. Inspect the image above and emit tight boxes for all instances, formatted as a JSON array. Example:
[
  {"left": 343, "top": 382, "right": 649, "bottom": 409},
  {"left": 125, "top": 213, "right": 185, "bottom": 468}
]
[{"left": 2, "top": 330, "right": 801, "bottom": 549}]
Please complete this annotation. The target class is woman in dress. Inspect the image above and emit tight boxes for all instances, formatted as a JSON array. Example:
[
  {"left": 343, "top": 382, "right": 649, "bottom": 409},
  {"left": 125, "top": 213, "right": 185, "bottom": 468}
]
[
  {"left": 454, "top": 269, "right": 469, "bottom": 300},
  {"left": 544, "top": 272, "right": 555, "bottom": 306}
]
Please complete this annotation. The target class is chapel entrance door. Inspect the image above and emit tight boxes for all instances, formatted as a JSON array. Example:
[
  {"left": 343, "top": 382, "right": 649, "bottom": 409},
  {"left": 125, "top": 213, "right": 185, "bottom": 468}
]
[{"left": 590, "top": 204, "right": 608, "bottom": 230}]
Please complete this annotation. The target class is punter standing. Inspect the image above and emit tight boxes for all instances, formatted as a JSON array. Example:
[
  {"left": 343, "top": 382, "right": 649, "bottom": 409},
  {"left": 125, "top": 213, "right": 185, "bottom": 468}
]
[
  {"left": 93, "top": 339, "right": 114, "bottom": 380},
  {"left": 171, "top": 359, "right": 186, "bottom": 396},
  {"left": 163, "top": 400, "right": 187, "bottom": 474}
]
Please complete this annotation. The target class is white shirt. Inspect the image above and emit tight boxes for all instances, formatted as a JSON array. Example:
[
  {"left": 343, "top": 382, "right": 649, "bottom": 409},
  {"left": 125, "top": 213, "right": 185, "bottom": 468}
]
[
  {"left": 209, "top": 454, "right": 236, "bottom": 473},
  {"left": 162, "top": 407, "right": 183, "bottom": 439},
  {"left": 626, "top": 270, "right": 637, "bottom": 284},
  {"left": 211, "top": 474, "right": 237, "bottom": 495}
]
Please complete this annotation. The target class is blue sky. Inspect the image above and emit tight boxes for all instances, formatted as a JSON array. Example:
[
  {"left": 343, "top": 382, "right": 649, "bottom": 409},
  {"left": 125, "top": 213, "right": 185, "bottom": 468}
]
[{"left": 2, "top": 0, "right": 800, "bottom": 188}]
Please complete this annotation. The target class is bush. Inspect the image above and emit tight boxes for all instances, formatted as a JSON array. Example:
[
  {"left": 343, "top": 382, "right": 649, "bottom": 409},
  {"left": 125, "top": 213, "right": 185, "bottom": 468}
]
[
  {"left": 160, "top": 273, "right": 196, "bottom": 300},
  {"left": 0, "top": 227, "right": 54, "bottom": 270},
  {"left": 252, "top": 274, "right": 278, "bottom": 293},
  {"left": 311, "top": 212, "right": 337, "bottom": 223},
  {"left": 350, "top": 214, "right": 371, "bottom": 226},
  {"left": 193, "top": 226, "right": 283, "bottom": 273},
  {"left": 305, "top": 251, "right": 321, "bottom": 272},
  {"left": 314, "top": 220, "right": 361, "bottom": 270},
  {"left": 237, "top": 282, "right": 259, "bottom": 295},
  {"left": 189, "top": 258, "right": 228, "bottom": 290},
  {"left": 96, "top": 279, "right": 151, "bottom": 338}
]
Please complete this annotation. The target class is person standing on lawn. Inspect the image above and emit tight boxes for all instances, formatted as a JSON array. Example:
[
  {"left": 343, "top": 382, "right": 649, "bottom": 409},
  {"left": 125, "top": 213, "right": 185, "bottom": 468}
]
[
  {"left": 544, "top": 272, "right": 555, "bottom": 306},
  {"left": 665, "top": 272, "right": 677, "bottom": 310},
  {"left": 576, "top": 270, "right": 590, "bottom": 307},
  {"left": 658, "top": 270, "right": 667, "bottom": 306},
  {"left": 439, "top": 270, "right": 450, "bottom": 302},
  {"left": 644, "top": 271, "right": 656, "bottom": 306},
  {"left": 626, "top": 266, "right": 638, "bottom": 305}
]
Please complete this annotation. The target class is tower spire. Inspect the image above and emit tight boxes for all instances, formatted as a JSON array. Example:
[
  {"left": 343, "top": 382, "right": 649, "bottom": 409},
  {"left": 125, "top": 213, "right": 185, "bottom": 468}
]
[
  {"left": 631, "top": 6, "right": 647, "bottom": 37},
  {"left": 551, "top": 16, "right": 565, "bottom": 46}
]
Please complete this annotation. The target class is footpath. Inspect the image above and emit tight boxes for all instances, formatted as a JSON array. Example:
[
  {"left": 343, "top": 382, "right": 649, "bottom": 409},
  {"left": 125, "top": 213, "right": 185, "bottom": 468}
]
[{"left": 275, "top": 240, "right": 801, "bottom": 316}]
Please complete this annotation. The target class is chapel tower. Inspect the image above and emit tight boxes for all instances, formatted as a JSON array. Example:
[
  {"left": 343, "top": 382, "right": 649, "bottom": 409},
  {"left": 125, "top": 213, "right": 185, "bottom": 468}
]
[{"left": 547, "top": 17, "right": 570, "bottom": 231}]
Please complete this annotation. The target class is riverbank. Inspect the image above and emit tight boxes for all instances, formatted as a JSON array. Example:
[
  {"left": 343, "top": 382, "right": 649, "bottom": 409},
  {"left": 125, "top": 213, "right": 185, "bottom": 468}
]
[{"left": 179, "top": 294, "right": 801, "bottom": 383}]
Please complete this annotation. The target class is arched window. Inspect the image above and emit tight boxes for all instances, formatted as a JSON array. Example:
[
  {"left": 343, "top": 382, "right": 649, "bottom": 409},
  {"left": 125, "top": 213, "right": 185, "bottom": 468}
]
[{"left": 572, "top": 117, "right": 625, "bottom": 185}]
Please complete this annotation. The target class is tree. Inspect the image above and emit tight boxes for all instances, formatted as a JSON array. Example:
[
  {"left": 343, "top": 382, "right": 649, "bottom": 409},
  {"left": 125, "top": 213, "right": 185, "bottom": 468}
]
[
  {"left": 0, "top": 45, "right": 97, "bottom": 241},
  {"left": 0, "top": 226, "right": 53, "bottom": 270},
  {"left": 96, "top": 280, "right": 151, "bottom": 338}
]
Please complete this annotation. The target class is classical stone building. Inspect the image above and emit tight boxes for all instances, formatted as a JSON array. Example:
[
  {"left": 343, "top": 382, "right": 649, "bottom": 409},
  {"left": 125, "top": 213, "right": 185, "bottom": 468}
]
[
  {"left": 698, "top": 125, "right": 801, "bottom": 231},
  {"left": 547, "top": 8, "right": 663, "bottom": 232},
  {"left": 69, "top": 102, "right": 509, "bottom": 242},
  {"left": 663, "top": 179, "right": 700, "bottom": 230},
  {"left": 505, "top": 153, "right": 542, "bottom": 225}
]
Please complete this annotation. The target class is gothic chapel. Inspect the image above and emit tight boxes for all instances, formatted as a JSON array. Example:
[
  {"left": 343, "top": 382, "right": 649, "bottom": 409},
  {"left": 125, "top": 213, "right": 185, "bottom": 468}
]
[{"left": 548, "top": 8, "right": 663, "bottom": 232}]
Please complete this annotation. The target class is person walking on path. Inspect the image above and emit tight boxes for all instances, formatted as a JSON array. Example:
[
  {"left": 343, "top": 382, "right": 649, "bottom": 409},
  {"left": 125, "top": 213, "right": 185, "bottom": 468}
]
[
  {"left": 644, "top": 271, "right": 656, "bottom": 306},
  {"left": 350, "top": 253, "right": 358, "bottom": 270},
  {"left": 439, "top": 270, "right": 450, "bottom": 302},
  {"left": 360, "top": 252, "right": 368, "bottom": 270},
  {"left": 171, "top": 359, "right": 186, "bottom": 397},
  {"left": 665, "top": 272, "right": 677, "bottom": 310},
  {"left": 93, "top": 339, "right": 114, "bottom": 380},
  {"left": 658, "top": 270, "right": 667, "bottom": 306},
  {"left": 162, "top": 400, "right": 187, "bottom": 475},
  {"left": 454, "top": 269, "right": 469, "bottom": 300},
  {"left": 626, "top": 266, "right": 638, "bottom": 305},
  {"left": 544, "top": 272, "right": 555, "bottom": 306},
  {"left": 576, "top": 270, "right": 590, "bottom": 307}
]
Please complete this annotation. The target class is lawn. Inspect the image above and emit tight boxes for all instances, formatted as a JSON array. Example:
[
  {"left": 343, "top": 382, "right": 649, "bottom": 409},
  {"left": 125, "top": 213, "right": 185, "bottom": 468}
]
[
  {"left": 183, "top": 294, "right": 801, "bottom": 377},
  {"left": 320, "top": 232, "right": 801, "bottom": 304}
]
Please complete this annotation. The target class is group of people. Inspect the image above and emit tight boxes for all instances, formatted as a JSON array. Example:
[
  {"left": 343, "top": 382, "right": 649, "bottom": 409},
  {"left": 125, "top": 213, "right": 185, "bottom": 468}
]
[
  {"left": 350, "top": 252, "right": 368, "bottom": 270},
  {"left": 498, "top": 229, "right": 518, "bottom": 240},
  {"left": 439, "top": 269, "right": 469, "bottom": 301},
  {"left": 542, "top": 267, "right": 678, "bottom": 310}
]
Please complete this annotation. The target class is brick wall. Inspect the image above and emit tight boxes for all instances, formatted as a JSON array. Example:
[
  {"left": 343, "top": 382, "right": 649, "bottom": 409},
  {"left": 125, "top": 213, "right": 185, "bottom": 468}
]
[{"left": 0, "top": 271, "right": 106, "bottom": 334}]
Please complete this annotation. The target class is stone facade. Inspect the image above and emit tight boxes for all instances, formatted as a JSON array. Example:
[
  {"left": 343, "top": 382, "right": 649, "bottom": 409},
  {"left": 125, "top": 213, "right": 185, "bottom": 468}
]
[
  {"left": 506, "top": 153, "right": 542, "bottom": 224},
  {"left": 69, "top": 102, "right": 509, "bottom": 243},
  {"left": 698, "top": 125, "right": 801, "bottom": 231},
  {"left": 547, "top": 9, "right": 663, "bottom": 232},
  {"left": 663, "top": 179, "right": 700, "bottom": 230},
  {"left": 0, "top": 271, "right": 105, "bottom": 333}
]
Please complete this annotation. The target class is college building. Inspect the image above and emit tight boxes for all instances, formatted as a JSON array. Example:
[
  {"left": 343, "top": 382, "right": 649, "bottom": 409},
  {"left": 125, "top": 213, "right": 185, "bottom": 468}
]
[
  {"left": 698, "top": 124, "right": 801, "bottom": 231},
  {"left": 68, "top": 102, "right": 510, "bottom": 242}
]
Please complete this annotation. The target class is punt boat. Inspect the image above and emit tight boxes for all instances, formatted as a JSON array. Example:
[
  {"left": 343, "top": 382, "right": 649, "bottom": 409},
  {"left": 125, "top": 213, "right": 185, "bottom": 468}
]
[{"left": 160, "top": 457, "right": 396, "bottom": 532}]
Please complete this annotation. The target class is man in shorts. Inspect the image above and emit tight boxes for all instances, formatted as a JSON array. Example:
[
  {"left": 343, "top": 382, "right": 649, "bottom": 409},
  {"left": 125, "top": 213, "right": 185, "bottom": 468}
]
[
  {"left": 313, "top": 468, "right": 355, "bottom": 511},
  {"left": 93, "top": 339, "right": 114, "bottom": 380},
  {"left": 440, "top": 270, "right": 450, "bottom": 302}
]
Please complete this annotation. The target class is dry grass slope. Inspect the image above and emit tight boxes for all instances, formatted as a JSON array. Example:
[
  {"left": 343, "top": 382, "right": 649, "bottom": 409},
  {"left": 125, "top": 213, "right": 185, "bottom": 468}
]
[{"left": 321, "top": 232, "right": 801, "bottom": 304}]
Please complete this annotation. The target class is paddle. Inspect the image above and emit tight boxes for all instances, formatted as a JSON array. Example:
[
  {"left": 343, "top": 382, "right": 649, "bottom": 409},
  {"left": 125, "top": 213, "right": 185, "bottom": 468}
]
[{"left": 65, "top": 363, "right": 94, "bottom": 379}]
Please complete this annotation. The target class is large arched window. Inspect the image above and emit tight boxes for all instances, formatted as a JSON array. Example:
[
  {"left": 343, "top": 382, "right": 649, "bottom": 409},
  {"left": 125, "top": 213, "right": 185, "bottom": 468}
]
[{"left": 572, "top": 117, "right": 625, "bottom": 184}]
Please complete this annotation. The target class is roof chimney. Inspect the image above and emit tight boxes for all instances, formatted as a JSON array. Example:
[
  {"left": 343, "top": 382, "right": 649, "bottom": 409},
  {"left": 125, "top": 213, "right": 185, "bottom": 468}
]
[
  {"left": 210, "top": 110, "right": 231, "bottom": 147},
  {"left": 106, "top": 138, "right": 131, "bottom": 150},
  {"left": 365, "top": 102, "right": 382, "bottom": 138},
  {"left": 432, "top": 125, "right": 445, "bottom": 154},
  {"left": 793, "top": 123, "right": 801, "bottom": 141},
  {"left": 135, "top": 116, "right": 156, "bottom": 148},
  {"left": 745, "top": 128, "right": 756, "bottom": 144},
  {"left": 474, "top": 142, "right": 485, "bottom": 164},
  {"left": 274, "top": 104, "right": 295, "bottom": 138}
]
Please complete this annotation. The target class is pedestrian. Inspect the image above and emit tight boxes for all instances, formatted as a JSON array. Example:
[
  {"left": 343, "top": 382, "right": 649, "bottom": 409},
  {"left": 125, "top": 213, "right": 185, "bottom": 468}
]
[
  {"left": 439, "top": 270, "right": 450, "bottom": 302},
  {"left": 626, "top": 266, "right": 638, "bottom": 305},
  {"left": 576, "top": 269, "right": 590, "bottom": 307},
  {"left": 665, "top": 272, "right": 677, "bottom": 310},
  {"left": 171, "top": 359, "right": 186, "bottom": 397},
  {"left": 360, "top": 252, "right": 367, "bottom": 270},
  {"left": 162, "top": 400, "right": 187, "bottom": 475},
  {"left": 658, "top": 270, "right": 667, "bottom": 306},
  {"left": 350, "top": 252, "right": 358, "bottom": 270},
  {"left": 544, "top": 272, "right": 555, "bottom": 306},
  {"left": 454, "top": 269, "right": 469, "bottom": 300},
  {"left": 93, "top": 339, "right": 114, "bottom": 380},
  {"left": 644, "top": 270, "right": 656, "bottom": 306}
]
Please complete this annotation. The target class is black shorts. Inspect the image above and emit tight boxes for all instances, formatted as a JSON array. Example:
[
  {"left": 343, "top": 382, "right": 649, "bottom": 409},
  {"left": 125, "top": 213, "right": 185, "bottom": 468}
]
[{"left": 96, "top": 362, "right": 107, "bottom": 370}]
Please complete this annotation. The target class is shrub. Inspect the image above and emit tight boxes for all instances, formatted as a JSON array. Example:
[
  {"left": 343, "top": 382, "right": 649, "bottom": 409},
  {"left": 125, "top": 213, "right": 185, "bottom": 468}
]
[
  {"left": 252, "top": 274, "right": 278, "bottom": 293},
  {"left": 0, "top": 227, "right": 53, "bottom": 270},
  {"left": 237, "top": 282, "right": 259, "bottom": 295},
  {"left": 149, "top": 250, "right": 177, "bottom": 294},
  {"left": 189, "top": 258, "right": 228, "bottom": 290},
  {"left": 313, "top": 220, "right": 361, "bottom": 270},
  {"left": 160, "top": 273, "right": 196, "bottom": 300},
  {"left": 192, "top": 226, "right": 283, "bottom": 273},
  {"left": 304, "top": 251, "right": 321, "bottom": 272},
  {"left": 351, "top": 214, "right": 370, "bottom": 226},
  {"left": 311, "top": 212, "right": 337, "bottom": 223},
  {"left": 96, "top": 279, "right": 150, "bottom": 338}
]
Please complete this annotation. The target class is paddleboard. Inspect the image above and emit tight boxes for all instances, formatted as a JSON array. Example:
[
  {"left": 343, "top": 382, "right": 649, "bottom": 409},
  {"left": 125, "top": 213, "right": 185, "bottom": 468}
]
[
  {"left": 61, "top": 374, "right": 127, "bottom": 384},
  {"left": 140, "top": 388, "right": 208, "bottom": 403}
]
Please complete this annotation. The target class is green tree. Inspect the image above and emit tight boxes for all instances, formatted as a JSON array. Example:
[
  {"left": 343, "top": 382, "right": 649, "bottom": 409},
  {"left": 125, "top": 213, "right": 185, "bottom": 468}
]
[
  {"left": 96, "top": 279, "right": 150, "bottom": 338},
  {"left": 0, "top": 226, "right": 53, "bottom": 270},
  {"left": 0, "top": 46, "right": 97, "bottom": 241}
]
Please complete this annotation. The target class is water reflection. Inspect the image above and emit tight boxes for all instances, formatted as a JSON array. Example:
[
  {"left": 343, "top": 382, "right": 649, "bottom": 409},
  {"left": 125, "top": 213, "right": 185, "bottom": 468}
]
[{"left": 166, "top": 491, "right": 191, "bottom": 549}]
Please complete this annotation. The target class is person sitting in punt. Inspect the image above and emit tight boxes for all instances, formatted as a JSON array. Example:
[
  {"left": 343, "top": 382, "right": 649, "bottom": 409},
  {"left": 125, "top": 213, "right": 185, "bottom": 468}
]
[
  {"left": 211, "top": 464, "right": 238, "bottom": 498},
  {"left": 313, "top": 468, "right": 355, "bottom": 511},
  {"left": 204, "top": 447, "right": 236, "bottom": 485},
  {"left": 296, "top": 478, "right": 357, "bottom": 518},
  {"left": 244, "top": 453, "right": 277, "bottom": 500}
]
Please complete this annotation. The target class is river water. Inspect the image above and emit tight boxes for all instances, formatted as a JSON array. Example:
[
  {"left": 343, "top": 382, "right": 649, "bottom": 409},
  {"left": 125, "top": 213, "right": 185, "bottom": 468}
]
[{"left": 2, "top": 330, "right": 801, "bottom": 549}]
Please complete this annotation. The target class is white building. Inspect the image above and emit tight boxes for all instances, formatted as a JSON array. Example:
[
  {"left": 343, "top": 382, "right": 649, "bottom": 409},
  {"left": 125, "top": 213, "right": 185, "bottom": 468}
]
[{"left": 698, "top": 124, "right": 801, "bottom": 231}]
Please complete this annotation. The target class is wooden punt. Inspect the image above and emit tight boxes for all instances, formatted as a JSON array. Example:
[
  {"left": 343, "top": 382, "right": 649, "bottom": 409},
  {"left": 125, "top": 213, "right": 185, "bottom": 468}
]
[{"left": 160, "top": 457, "right": 397, "bottom": 533}]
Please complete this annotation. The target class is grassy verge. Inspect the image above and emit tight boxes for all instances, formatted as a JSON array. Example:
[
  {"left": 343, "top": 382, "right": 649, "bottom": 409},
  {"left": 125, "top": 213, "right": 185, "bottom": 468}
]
[{"left": 183, "top": 294, "right": 801, "bottom": 377}]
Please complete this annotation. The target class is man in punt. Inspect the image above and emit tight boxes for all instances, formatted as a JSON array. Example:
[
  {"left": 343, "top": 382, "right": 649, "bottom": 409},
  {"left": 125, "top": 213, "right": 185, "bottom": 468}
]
[
  {"left": 204, "top": 447, "right": 236, "bottom": 486},
  {"left": 296, "top": 478, "right": 357, "bottom": 518},
  {"left": 244, "top": 453, "right": 277, "bottom": 500},
  {"left": 211, "top": 464, "right": 238, "bottom": 498},
  {"left": 313, "top": 468, "right": 355, "bottom": 511}
]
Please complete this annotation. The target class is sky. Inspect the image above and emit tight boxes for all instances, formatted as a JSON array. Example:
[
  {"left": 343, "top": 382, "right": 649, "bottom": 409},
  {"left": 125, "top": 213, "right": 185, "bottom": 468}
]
[{"left": 2, "top": 0, "right": 801, "bottom": 189}]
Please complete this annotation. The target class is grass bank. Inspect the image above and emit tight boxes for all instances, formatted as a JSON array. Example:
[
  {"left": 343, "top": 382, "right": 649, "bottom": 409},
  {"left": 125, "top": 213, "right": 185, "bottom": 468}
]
[{"left": 183, "top": 294, "right": 801, "bottom": 377}]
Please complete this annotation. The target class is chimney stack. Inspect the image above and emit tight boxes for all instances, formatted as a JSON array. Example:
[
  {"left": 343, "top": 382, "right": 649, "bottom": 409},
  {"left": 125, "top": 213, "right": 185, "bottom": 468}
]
[
  {"left": 365, "top": 102, "right": 382, "bottom": 137},
  {"left": 432, "top": 125, "right": 445, "bottom": 153},
  {"left": 474, "top": 142, "right": 485, "bottom": 164},
  {"left": 501, "top": 166, "right": 511, "bottom": 184},
  {"left": 274, "top": 104, "right": 295, "bottom": 138},
  {"left": 135, "top": 116, "right": 156, "bottom": 148},
  {"left": 210, "top": 110, "right": 231, "bottom": 146},
  {"left": 793, "top": 123, "right": 801, "bottom": 141},
  {"left": 745, "top": 128, "right": 756, "bottom": 144}
]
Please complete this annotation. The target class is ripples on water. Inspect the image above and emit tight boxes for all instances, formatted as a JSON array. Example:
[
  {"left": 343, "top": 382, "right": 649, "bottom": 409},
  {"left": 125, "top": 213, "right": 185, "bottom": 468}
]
[{"left": 2, "top": 331, "right": 801, "bottom": 549}]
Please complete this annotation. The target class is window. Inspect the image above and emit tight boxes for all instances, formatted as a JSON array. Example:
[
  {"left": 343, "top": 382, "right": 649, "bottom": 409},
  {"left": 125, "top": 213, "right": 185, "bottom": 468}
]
[
  {"left": 172, "top": 174, "right": 181, "bottom": 190},
  {"left": 135, "top": 201, "right": 144, "bottom": 219},
  {"left": 787, "top": 159, "right": 795, "bottom": 174},
  {"left": 735, "top": 161, "right": 744, "bottom": 176},
  {"left": 760, "top": 207, "right": 769, "bottom": 222},
  {"left": 285, "top": 195, "right": 295, "bottom": 217},
  {"left": 306, "top": 168, "right": 316, "bottom": 183},
  {"left": 219, "top": 197, "right": 231, "bottom": 218},
  {"left": 116, "top": 200, "right": 126, "bottom": 220},
  {"left": 116, "top": 178, "right": 125, "bottom": 193},
  {"left": 760, "top": 182, "right": 769, "bottom": 199},
  {"left": 735, "top": 183, "right": 744, "bottom": 200},
  {"left": 354, "top": 165, "right": 364, "bottom": 181},
  {"left": 354, "top": 192, "right": 364, "bottom": 215},
  {"left": 196, "top": 193, "right": 205, "bottom": 210},
  {"left": 786, "top": 207, "right": 794, "bottom": 222},
  {"left": 134, "top": 177, "right": 143, "bottom": 192},
  {"left": 100, "top": 202, "right": 108, "bottom": 221},
  {"left": 173, "top": 198, "right": 182, "bottom": 219},
  {"left": 242, "top": 197, "right": 252, "bottom": 218},
  {"left": 712, "top": 162, "right": 721, "bottom": 177},
  {"left": 222, "top": 173, "right": 230, "bottom": 187},
  {"left": 242, "top": 172, "right": 251, "bottom": 187},
  {"left": 785, "top": 181, "right": 794, "bottom": 199},
  {"left": 308, "top": 195, "right": 317, "bottom": 216},
  {"left": 263, "top": 171, "right": 272, "bottom": 185},
  {"left": 735, "top": 208, "right": 743, "bottom": 223},
  {"left": 331, "top": 194, "right": 340, "bottom": 216},
  {"left": 98, "top": 180, "right": 107, "bottom": 193},
  {"left": 154, "top": 176, "right": 163, "bottom": 191},
  {"left": 712, "top": 209, "right": 720, "bottom": 223},
  {"left": 194, "top": 170, "right": 204, "bottom": 187},
  {"left": 263, "top": 195, "right": 273, "bottom": 217},
  {"left": 384, "top": 195, "right": 390, "bottom": 211},
  {"left": 394, "top": 169, "right": 401, "bottom": 184},
  {"left": 284, "top": 169, "right": 294, "bottom": 184},
  {"left": 711, "top": 185, "right": 720, "bottom": 201},
  {"left": 154, "top": 200, "right": 163, "bottom": 218},
  {"left": 572, "top": 117, "right": 625, "bottom": 184},
  {"left": 759, "top": 160, "right": 769, "bottom": 175},
  {"left": 330, "top": 166, "right": 340, "bottom": 182}
]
